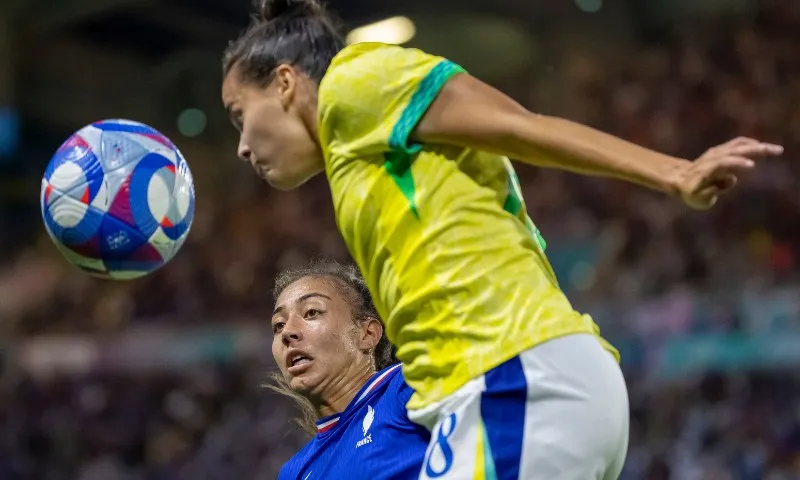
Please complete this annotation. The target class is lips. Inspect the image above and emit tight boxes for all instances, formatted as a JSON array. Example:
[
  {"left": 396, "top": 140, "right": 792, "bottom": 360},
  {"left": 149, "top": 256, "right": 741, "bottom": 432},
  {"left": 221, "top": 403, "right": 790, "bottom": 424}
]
[
  {"left": 252, "top": 162, "right": 266, "bottom": 179},
  {"left": 286, "top": 350, "right": 313, "bottom": 374}
]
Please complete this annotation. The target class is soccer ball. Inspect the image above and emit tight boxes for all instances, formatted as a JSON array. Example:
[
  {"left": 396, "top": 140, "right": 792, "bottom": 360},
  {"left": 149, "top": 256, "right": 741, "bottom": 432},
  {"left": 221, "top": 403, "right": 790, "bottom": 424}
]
[{"left": 40, "top": 119, "right": 195, "bottom": 279}]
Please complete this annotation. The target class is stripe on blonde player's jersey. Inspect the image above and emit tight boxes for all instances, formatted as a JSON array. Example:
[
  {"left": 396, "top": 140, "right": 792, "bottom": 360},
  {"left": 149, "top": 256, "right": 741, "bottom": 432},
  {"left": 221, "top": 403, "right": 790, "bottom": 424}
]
[
  {"left": 315, "top": 364, "right": 403, "bottom": 434},
  {"left": 316, "top": 417, "right": 339, "bottom": 434},
  {"left": 354, "top": 363, "right": 402, "bottom": 405},
  {"left": 280, "top": 365, "right": 430, "bottom": 480},
  {"left": 317, "top": 43, "right": 619, "bottom": 411}
]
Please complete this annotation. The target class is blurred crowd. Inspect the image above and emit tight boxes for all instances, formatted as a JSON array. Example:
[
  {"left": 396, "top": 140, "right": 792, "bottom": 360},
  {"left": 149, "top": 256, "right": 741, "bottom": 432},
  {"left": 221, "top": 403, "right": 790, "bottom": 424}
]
[
  {"left": 1, "top": 1, "right": 799, "bottom": 478},
  {"left": 1, "top": 365, "right": 800, "bottom": 480},
  {"left": 539, "top": 0, "right": 800, "bottom": 305},
  {"left": 624, "top": 371, "right": 800, "bottom": 480},
  {"left": 3, "top": 2, "right": 799, "bottom": 338},
  {"left": 0, "top": 362, "right": 306, "bottom": 480}
]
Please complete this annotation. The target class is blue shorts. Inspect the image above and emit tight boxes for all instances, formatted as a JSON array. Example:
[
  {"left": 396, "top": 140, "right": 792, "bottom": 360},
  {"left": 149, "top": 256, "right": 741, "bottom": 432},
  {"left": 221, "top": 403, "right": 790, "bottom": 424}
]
[{"left": 408, "top": 334, "right": 629, "bottom": 480}]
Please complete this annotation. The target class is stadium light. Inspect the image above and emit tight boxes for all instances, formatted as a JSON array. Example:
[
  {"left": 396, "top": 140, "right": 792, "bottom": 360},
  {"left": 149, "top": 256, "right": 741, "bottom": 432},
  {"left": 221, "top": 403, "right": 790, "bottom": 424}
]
[{"left": 346, "top": 16, "right": 416, "bottom": 45}]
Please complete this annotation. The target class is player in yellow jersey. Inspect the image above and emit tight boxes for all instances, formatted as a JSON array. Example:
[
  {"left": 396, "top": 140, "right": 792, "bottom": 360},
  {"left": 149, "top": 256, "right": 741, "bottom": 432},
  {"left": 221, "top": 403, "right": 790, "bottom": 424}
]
[{"left": 221, "top": 1, "right": 784, "bottom": 478}]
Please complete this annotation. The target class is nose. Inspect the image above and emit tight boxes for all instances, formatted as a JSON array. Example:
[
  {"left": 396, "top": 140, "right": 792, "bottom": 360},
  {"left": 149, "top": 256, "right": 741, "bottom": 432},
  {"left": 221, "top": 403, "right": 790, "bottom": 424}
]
[
  {"left": 237, "top": 139, "right": 251, "bottom": 163},
  {"left": 281, "top": 316, "right": 302, "bottom": 346}
]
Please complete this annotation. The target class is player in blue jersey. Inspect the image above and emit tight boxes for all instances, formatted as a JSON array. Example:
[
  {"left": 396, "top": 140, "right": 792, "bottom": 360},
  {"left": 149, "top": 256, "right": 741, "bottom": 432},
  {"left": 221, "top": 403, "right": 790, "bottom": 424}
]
[{"left": 270, "top": 261, "right": 430, "bottom": 480}]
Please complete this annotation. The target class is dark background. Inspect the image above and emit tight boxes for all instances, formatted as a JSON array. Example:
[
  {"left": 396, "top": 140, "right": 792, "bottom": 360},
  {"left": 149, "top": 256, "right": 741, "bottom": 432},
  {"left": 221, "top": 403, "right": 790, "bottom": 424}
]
[{"left": 1, "top": 0, "right": 799, "bottom": 478}]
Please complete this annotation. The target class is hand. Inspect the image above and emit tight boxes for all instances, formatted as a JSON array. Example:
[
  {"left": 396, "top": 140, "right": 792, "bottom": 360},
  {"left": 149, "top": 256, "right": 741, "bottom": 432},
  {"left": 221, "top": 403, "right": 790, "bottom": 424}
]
[{"left": 676, "top": 137, "right": 783, "bottom": 210}]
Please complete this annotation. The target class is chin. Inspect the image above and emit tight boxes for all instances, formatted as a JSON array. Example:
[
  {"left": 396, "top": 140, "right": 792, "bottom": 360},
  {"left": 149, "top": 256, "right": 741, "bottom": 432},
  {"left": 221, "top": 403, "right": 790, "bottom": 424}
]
[
  {"left": 265, "top": 170, "right": 317, "bottom": 191},
  {"left": 266, "top": 177, "right": 300, "bottom": 191},
  {"left": 289, "top": 375, "right": 320, "bottom": 395}
]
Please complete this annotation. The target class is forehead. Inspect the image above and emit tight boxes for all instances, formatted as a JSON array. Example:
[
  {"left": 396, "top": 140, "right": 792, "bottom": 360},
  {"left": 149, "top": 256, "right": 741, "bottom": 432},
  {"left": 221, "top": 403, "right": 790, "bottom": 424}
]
[
  {"left": 221, "top": 72, "right": 244, "bottom": 107},
  {"left": 277, "top": 276, "right": 341, "bottom": 304}
]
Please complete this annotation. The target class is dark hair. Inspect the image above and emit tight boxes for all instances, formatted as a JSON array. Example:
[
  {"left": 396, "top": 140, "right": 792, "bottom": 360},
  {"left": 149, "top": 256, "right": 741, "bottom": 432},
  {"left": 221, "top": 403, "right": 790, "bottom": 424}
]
[
  {"left": 223, "top": 0, "right": 344, "bottom": 85},
  {"left": 269, "top": 260, "right": 397, "bottom": 436}
]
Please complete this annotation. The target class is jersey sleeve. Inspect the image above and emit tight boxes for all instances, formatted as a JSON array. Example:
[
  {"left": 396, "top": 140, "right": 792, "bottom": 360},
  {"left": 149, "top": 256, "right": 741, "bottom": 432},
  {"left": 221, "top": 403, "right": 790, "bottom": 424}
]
[
  {"left": 277, "top": 465, "right": 291, "bottom": 480},
  {"left": 277, "top": 440, "right": 314, "bottom": 480},
  {"left": 385, "top": 368, "right": 417, "bottom": 423},
  {"left": 317, "top": 43, "right": 466, "bottom": 158},
  {"left": 395, "top": 374, "right": 415, "bottom": 406}
]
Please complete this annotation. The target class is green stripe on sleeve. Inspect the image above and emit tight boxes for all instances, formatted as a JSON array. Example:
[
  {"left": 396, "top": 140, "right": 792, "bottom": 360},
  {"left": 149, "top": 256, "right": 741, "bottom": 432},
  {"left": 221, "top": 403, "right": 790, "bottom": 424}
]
[
  {"left": 384, "top": 59, "right": 465, "bottom": 218},
  {"left": 388, "top": 59, "right": 465, "bottom": 154}
]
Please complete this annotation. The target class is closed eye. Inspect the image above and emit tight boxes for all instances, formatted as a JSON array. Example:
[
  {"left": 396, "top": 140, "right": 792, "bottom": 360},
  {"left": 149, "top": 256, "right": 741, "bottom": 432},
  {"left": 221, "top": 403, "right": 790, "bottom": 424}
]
[{"left": 226, "top": 107, "right": 243, "bottom": 132}]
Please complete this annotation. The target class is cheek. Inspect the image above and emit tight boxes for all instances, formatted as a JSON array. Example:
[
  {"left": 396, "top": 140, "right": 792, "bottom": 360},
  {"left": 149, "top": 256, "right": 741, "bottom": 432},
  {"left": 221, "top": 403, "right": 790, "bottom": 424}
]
[
  {"left": 242, "top": 115, "right": 274, "bottom": 152},
  {"left": 271, "top": 338, "right": 285, "bottom": 372},
  {"left": 243, "top": 102, "right": 286, "bottom": 150},
  {"left": 306, "top": 324, "right": 348, "bottom": 359},
  {"left": 323, "top": 329, "right": 361, "bottom": 364}
]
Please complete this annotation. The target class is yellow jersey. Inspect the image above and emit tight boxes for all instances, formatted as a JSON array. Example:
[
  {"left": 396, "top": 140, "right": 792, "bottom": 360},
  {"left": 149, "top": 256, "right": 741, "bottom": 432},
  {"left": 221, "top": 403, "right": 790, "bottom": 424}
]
[{"left": 317, "top": 43, "right": 618, "bottom": 410}]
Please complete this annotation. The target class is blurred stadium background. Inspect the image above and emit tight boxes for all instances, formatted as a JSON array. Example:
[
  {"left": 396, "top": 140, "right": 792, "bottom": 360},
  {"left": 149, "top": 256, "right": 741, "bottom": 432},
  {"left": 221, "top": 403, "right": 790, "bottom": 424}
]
[{"left": 1, "top": 0, "right": 799, "bottom": 478}]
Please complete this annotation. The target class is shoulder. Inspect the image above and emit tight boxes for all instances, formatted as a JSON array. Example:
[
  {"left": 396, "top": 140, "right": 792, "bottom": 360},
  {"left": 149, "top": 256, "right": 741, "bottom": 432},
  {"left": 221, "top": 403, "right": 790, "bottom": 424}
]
[
  {"left": 277, "top": 461, "right": 294, "bottom": 480},
  {"left": 380, "top": 369, "right": 429, "bottom": 440},
  {"left": 389, "top": 367, "right": 414, "bottom": 404},
  {"left": 278, "top": 437, "right": 318, "bottom": 479},
  {"left": 319, "top": 43, "right": 390, "bottom": 104},
  {"left": 317, "top": 44, "right": 463, "bottom": 152},
  {"left": 356, "top": 364, "right": 408, "bottom": 410},
  {"left": 277, "top": 463, "right": 293, "bottom": 480},
  {"left": 328, "top": 42, "right": 402, "bottom": 68},
  {"left": 376, "top": 365, "right": 414, "bottom": 415},
  {"left": 321, "top": 43, "right": 424, "bottom": 86},
  {"left": 318, "top": 43, "right": 452, "bottom": 110}
]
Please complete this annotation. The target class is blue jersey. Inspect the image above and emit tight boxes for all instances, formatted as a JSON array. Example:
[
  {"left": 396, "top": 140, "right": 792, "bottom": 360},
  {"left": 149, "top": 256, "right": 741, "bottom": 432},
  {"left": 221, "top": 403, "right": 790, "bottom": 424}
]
[{"left": 278, "top": 364, "right": 430, "bottom": 480}]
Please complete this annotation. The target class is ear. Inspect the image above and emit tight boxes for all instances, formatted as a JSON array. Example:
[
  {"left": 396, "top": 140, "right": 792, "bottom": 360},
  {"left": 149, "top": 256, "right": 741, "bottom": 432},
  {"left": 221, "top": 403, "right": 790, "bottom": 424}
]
[
  {"left": 274, "top": 64, "right": 297, "bottom": 110},
  {"left": 358, "top": 316, "right": 383, "bottom": 352}
]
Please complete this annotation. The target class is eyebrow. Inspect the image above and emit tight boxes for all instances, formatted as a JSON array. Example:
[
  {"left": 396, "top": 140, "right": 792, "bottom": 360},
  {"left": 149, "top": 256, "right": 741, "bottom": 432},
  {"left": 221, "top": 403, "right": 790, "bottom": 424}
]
[{"left": 272, "top": 292, "right": 332, "bottom": 317}]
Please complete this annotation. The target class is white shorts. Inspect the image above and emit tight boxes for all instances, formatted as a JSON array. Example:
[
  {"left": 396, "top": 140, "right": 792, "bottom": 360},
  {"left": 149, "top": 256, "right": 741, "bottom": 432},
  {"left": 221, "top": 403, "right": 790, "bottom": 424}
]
[{"left": 408, "top": 334, "right": 629, "bottom": 480}]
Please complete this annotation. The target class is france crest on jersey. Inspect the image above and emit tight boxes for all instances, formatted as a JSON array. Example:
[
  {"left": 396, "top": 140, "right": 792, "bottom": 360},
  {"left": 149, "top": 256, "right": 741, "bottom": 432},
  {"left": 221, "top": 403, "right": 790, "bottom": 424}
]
[{"left": 278, "top": 364, "right": 430, "bottom": 480}]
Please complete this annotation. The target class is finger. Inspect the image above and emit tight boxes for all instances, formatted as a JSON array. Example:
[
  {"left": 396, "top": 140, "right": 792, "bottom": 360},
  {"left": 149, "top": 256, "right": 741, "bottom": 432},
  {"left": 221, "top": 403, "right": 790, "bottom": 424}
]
[
  {"left": 710, "top": 138, "right": 783, "bottom": 158},
  {"left": 763, "top": 142, "right": 783, "bottom": 155},
  {"left": 696, "top": 183, "right": 732, "bottom": 201},
  {"left": 712, "top": 174, "right": 737, "bottom": 192},
  {"left": 701, "top": 180, "right": 729, "bottom": 200},
  {"left": 711, "top": 137, "right": 759, "bottom": 155},
  {"left": 728, "top": 142, "right": 784, "bottom": 158},
  {"left": 692, "top": 157, "right": 751, "bottom": 190},
  {"left": 725, "top": 137, "right": 760, "bottom": 148},
  {"left": 690, "top": 190, "right": 718, "bottom": 210},
  {"left": 704, "top": 155, "right": 756, "bottom": 174}
]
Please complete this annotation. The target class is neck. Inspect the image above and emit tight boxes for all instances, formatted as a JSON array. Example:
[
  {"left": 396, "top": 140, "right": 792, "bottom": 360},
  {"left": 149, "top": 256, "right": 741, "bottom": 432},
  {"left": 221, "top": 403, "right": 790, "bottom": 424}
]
[
  {"left": 304, "top": 102, "right": 319, "bottom": 140},
  {"left": 298, "top": 92, "right": 325, "bottom": 172},
  {"left": 296, "top": 77, "right": 319, "bottom": 138},
  {"left": 315, "top": 362, "right": 375, "bottom": 419}
]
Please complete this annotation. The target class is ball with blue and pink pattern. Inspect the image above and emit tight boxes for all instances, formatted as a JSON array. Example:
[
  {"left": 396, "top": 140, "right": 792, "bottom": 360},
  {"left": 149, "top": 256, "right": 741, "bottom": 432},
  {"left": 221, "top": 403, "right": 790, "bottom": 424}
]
[{"left": 41, "top": 119, "right": 195, "bottom": 279}]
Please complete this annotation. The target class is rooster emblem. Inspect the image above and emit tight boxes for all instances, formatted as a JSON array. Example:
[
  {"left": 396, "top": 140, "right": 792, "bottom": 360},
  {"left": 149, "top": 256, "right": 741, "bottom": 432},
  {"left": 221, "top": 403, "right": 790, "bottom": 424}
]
[{"left": 362, "top": 405, "right": 375, "bottom": 436}]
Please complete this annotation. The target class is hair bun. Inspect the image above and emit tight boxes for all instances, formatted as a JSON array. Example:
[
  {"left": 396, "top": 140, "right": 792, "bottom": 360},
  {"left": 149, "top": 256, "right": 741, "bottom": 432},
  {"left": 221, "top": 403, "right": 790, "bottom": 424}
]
[{"left": 256, "top": 0, "right": 323, "bottom": 21}]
